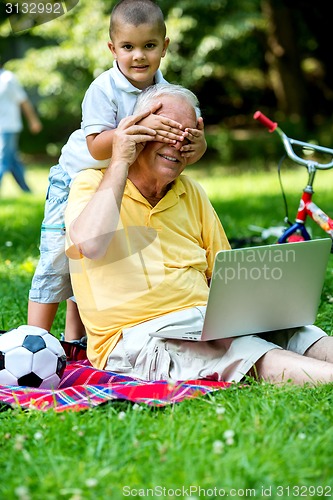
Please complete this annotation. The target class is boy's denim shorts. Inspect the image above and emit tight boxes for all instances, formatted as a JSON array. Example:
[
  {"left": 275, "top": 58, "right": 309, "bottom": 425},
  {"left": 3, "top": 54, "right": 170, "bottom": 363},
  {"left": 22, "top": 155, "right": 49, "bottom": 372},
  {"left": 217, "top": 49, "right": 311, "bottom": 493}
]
[{"left": 29, "top": 164, "right": 73, "bottom": 303}]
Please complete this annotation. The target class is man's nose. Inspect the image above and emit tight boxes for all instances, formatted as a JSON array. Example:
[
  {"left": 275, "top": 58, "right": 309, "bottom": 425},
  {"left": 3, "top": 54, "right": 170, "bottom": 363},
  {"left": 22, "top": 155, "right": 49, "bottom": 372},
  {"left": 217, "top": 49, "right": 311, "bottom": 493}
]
[{"left": 172, "top": 140, "right": 183, "bottom": 151}]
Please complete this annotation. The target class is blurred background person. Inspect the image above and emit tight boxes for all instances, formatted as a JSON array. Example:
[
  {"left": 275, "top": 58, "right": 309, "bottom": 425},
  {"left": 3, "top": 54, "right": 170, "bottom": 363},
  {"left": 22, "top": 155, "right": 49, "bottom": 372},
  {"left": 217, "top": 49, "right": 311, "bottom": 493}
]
[{"left": 0, "top": 59, "right": 42, "bottom": 192}]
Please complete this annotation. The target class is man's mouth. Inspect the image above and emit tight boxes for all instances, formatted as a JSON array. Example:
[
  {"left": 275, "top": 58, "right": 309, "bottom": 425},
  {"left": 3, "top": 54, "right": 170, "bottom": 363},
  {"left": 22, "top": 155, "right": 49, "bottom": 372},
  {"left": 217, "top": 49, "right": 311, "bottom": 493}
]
[
  {"left": 160, "top": 154, "right": 179, "bottom": 163},
  {"left": 132, "top": 65, "right": 149, "bottom": 70}
]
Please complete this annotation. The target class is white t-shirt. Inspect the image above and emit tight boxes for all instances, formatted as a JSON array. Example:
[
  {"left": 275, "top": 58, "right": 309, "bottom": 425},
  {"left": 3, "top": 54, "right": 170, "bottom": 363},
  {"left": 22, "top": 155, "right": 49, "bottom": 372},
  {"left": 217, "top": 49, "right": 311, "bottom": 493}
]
[
  {"left": 59, "top": 60, "right": 167, "bottom": 179},
  {"left": 0, "top": 69, "right": 27, "bottom": 133}
]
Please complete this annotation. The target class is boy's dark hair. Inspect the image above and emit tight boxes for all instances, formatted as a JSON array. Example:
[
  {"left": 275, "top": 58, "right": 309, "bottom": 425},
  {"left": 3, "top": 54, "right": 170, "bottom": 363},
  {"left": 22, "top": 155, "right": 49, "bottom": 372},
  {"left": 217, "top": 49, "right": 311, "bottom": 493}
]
[{"left": 109, "top": 0, "right": 166, "bottom": 39}]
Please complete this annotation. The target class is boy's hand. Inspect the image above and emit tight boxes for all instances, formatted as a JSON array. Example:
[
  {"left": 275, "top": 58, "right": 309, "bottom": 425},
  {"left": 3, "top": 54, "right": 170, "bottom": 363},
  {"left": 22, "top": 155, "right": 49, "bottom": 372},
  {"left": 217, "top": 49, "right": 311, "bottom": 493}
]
[
  {"left": 180, "top": 117, "right": 207, "bottom": 163},
  {"left": 138, "top": 113, "right": 185, "bottom": 144}
]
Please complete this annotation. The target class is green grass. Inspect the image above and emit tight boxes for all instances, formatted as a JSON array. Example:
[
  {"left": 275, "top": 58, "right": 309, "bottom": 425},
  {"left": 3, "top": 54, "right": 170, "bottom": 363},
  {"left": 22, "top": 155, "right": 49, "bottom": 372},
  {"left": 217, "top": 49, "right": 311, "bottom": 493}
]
[{"left": 1, "top": 162, "right": 333, "bottom": 499}]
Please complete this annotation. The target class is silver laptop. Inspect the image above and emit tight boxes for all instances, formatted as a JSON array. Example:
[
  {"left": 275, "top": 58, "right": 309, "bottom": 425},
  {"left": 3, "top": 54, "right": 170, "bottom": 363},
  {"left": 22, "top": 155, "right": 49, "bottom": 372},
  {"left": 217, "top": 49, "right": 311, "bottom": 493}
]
[{"left": 149, "top": 238, "right": 331, "bottom": 341}]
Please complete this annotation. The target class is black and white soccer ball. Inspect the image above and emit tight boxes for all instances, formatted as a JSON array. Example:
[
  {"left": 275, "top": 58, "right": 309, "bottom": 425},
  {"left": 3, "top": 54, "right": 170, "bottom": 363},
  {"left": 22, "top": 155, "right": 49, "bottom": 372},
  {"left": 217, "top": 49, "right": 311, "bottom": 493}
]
[{"left": 0, "top": 325, "right": 67, "bottom": 388}]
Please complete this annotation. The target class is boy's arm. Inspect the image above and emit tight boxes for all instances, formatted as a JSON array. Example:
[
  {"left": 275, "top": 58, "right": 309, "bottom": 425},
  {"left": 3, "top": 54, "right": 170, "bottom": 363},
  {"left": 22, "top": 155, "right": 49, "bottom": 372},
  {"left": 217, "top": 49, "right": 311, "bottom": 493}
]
[
  {"left": 86, "top": 109, "right": 185, "bottom": 161},
  {"left": 86, "top": 129, "right": 118, "bottom": 161},
  {"left": 181, "top": 117, "right": 207, "bottom": 165}
]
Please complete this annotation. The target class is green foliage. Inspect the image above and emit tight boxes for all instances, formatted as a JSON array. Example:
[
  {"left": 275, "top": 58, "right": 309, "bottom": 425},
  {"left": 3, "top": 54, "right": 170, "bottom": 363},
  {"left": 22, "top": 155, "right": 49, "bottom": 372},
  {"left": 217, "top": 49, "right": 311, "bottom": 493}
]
[
  {"left": 164, "top": 1, "right": 264, "bottom": 87},
  {"left": 2, "top": 0, "right": 333, "bottom": 159},
  {"left": 1, "top": 0, "right": 265, "bottom": 129},
  {"left": 3, "top": 0, "right": 114, "bottom": 120}
]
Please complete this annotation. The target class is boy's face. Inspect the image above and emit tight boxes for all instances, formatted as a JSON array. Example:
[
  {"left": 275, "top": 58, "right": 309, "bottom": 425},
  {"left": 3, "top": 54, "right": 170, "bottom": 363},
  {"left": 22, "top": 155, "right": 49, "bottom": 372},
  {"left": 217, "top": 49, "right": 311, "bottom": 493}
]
[{"left": 108, "top": 23, "right": 169, "bottom": 90}]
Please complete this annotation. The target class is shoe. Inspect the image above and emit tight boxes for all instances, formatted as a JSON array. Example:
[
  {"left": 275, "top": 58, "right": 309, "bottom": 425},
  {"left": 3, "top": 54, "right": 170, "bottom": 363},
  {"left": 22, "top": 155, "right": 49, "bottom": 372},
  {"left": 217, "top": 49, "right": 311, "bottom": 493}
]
[{"left": 59, "top": 333, "right": 87, "bottom": 346}]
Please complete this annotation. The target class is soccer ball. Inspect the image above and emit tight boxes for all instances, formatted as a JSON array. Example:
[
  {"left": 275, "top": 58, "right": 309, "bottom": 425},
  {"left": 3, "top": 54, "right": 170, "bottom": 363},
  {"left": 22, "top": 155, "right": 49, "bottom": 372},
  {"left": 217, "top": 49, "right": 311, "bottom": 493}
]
[{"left": 0, "top": 325, "right": 67, "bottom": 389}]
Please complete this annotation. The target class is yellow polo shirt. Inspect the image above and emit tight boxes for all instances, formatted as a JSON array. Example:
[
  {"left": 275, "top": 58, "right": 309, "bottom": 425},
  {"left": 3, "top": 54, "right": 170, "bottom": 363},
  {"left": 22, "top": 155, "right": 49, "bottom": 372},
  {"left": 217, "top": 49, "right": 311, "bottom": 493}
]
[{"left": 65, "top": 169, "right": 230, "bottom": 369}]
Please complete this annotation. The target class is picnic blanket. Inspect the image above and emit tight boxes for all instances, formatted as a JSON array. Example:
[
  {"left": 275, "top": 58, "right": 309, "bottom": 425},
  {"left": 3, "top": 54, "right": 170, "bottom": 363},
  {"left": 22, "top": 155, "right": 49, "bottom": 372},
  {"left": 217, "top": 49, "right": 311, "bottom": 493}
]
[{"left": 0, "top": 342, "right": 231, "bottom": 412}]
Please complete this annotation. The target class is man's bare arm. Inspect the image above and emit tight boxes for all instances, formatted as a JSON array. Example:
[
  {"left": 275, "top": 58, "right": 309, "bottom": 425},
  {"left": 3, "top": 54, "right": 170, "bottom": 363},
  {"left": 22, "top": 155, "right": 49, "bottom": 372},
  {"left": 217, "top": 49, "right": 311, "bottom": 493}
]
[{"left": 70, "top": 111, "right": 157, "bottom": 259}]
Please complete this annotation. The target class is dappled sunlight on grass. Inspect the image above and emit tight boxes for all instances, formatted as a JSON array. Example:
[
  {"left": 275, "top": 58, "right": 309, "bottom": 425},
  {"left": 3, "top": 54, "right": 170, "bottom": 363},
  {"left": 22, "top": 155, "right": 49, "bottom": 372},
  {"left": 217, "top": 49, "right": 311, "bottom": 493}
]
[
  {"left": 187, "top": 163, "right": 333, "bottom": 242},
  {"left": 0, "top": 163, "right": 54, "bottom": 330},
  {"left": 188, "top": 162, "right": 333, "bottom": 201}
]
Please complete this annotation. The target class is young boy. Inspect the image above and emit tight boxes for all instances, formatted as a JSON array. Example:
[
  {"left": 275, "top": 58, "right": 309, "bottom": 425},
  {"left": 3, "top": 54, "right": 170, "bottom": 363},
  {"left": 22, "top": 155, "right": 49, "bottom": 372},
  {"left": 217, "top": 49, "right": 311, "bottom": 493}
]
[{"left": 28, "top": 0, "right": 207, "bottom": 341}]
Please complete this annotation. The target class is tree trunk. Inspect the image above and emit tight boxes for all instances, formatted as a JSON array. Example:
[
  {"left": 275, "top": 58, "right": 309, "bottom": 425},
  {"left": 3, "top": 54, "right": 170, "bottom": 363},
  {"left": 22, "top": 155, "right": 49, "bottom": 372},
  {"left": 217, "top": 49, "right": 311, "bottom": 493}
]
[{"left": 262, "top": 0, "right": 308, "bottom": 121}]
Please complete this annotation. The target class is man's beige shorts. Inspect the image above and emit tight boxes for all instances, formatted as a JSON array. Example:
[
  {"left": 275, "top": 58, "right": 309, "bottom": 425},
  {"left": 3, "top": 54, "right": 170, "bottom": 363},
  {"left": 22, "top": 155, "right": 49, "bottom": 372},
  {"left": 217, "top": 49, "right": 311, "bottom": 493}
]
[{"left": 105, "top": 306, "right": 326, "bottom": 383}]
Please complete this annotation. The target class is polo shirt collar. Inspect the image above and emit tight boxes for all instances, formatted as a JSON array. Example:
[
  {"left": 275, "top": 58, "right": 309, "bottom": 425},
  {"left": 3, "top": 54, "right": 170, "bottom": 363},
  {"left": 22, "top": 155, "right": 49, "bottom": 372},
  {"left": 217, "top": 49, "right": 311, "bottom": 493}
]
[{"left": 125, "top": 176, "right": 186, "bottom": 211}]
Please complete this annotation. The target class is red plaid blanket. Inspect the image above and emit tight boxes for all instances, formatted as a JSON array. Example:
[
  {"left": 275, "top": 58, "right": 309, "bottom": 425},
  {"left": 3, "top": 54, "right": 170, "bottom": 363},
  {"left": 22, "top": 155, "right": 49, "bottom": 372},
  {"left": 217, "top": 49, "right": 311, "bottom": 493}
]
[{"left": 0, "top": 358, "right": 231, "bottom": 412}]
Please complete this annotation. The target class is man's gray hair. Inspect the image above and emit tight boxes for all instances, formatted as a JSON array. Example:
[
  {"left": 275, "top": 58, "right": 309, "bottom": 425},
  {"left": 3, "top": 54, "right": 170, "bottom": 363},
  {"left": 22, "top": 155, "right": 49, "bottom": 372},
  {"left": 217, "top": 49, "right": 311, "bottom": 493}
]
[{"left": 134, "top": 83, "right": 201, "bottom": 119}]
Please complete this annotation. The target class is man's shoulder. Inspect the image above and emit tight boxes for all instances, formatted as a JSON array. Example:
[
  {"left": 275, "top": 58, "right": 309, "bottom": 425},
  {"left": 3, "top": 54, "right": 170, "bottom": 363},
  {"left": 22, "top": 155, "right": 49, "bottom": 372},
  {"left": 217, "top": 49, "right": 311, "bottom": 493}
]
[
  {"left": 177, "top": 174, "right": 211, "bottom": 205},
  {"left": 72, "top": 168, "right": 104, "bottom": 188},
  {"left": 178, "top": 174, "right": 205, "bottom": 192}
]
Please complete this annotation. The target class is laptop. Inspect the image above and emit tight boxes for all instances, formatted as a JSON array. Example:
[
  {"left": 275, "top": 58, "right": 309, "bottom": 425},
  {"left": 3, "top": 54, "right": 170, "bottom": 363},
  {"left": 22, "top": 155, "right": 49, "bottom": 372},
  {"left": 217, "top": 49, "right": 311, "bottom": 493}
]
[{"left": 149, "top": 238, "right": 331, "bottom": 341}]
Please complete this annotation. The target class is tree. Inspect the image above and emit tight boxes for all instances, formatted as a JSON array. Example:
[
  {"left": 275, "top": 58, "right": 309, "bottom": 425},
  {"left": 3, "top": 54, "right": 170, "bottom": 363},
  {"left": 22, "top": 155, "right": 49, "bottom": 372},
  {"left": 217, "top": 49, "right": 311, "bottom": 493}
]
[
  {"left": 262, "top": 0, "right": 333, "bottom": 128},
  {"left": 0, "top": 0, "right": 264, "bottom": 126},
  {"left": 1, "top": 0, "right": 332, "bottom": 150},
  {"left": 262, "top": 0, "right": 308, "bottom": 118}
]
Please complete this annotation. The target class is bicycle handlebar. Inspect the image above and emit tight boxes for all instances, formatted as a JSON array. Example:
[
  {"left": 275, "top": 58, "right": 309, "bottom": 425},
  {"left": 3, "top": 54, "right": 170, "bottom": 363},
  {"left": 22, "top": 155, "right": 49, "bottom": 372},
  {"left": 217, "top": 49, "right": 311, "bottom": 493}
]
[
  {"left": 253, "top": 111, "right": 278, "bottom": 133},
  {"left": 254, "top": 110, "right": 333, "bottom": 170}
]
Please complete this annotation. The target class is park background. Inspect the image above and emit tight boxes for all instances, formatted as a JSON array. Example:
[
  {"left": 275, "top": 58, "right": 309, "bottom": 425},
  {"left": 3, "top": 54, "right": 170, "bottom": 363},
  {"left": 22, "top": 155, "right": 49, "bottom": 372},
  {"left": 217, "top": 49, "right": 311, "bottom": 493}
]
[
  {"left": 1, "top": 0, "right": 333, "bottom": 164},
  {"left": 1, "top": 2, "right": 333, "bottom": 499}
]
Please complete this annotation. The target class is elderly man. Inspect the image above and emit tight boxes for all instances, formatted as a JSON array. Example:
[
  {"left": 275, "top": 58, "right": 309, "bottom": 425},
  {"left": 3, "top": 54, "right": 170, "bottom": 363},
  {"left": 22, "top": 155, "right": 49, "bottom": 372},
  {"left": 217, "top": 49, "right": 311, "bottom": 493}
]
[{"left": 65, "top": 83, "right": 333, "bottom": 384}]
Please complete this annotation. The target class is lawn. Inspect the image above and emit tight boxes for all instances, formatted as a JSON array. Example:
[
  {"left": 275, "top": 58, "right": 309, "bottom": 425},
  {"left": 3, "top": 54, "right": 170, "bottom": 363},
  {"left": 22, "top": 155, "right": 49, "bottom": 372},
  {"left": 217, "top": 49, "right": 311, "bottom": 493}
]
[{"left": 0, "top": 161, "right": 333, "bottom": 499}]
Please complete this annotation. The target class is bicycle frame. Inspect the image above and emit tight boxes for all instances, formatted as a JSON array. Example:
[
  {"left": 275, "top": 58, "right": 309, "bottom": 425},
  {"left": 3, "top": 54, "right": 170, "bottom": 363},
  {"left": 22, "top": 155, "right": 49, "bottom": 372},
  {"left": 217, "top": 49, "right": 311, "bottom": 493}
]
[
  {"left": 278, "top": 190, "right": 333, "bottom": 243},
  {"left": 253, "top": 111, "right": 333, "bottom": 244}
]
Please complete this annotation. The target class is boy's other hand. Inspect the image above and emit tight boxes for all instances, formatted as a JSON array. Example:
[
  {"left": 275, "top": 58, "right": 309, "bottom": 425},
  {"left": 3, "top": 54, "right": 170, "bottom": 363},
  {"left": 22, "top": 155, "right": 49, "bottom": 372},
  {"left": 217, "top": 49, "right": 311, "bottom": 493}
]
[{"left": 180, "top": 116, "right": 207, "bottom": 161}]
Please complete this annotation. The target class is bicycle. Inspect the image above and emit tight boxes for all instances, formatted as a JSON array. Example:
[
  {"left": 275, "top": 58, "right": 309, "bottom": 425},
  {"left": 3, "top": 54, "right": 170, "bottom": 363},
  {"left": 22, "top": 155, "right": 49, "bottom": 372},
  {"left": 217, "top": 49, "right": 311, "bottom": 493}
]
[{"left": 253, "top": 111, "right": 333, "bottom": 249}]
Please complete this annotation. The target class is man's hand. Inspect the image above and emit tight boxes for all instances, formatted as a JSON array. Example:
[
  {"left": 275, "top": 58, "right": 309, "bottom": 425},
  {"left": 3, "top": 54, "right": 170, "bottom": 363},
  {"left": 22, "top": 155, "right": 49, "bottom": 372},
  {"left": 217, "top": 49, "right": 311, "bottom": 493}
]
[
  {"left": 180, "top": 116, "right": 207, "bottom": 163},
  {"left": 112, "top": 110, "right": 157, "bottom": 168}
]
